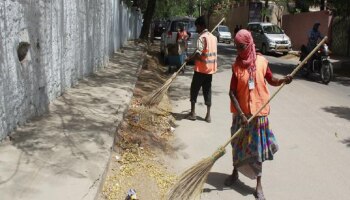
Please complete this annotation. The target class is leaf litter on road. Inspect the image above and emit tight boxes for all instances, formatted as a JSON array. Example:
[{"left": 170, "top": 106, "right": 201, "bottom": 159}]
[{"left": 101, "top": 42, "right": 178, "bottom": 200}]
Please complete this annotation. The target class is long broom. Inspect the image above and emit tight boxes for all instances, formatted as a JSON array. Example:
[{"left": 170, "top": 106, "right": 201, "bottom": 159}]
[
  {"left": 142, "top": 18, "right": 226, "bottom": 106},
  {"left": 167, "top": 36, "right": 328, "bottom": 200}
]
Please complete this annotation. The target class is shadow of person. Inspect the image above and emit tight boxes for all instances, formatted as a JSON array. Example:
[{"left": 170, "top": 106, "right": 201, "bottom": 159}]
[
  {"left": 171, "top": 111, "right": 190, "bottom": 121},
  {"left": 203, "top": 172, "right": 255, "bottom": 196},
  {"left": 192, "top": 115, "right": 205, "bottom": 121},
  {"left": 171, "top": 110, "right": 209, "bottom": 122}
]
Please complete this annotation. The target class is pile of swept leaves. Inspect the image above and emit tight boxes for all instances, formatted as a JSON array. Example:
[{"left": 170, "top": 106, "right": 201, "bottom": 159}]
[{"left": 101, "top": 43, "right": 178, "bottom": 200}]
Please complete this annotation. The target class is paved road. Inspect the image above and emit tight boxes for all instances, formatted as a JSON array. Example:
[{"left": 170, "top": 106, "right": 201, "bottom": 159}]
[{"left": 164, "top": 43, "right": 350, "bottom": 200}]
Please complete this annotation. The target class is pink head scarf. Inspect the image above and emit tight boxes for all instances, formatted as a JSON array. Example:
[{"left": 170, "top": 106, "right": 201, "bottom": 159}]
[{"left": 234, "top": 29, "right": 256, "bottom": 69}]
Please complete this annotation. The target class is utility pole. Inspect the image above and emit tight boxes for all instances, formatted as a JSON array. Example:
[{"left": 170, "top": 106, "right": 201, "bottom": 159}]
[{"left": 199, "top": 0, "right": 202, "bottom": 16}]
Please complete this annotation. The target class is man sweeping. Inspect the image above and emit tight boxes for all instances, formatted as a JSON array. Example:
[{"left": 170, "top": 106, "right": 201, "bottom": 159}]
[{"left": 185, "top": 15, "right": 217, "bottom": 123}]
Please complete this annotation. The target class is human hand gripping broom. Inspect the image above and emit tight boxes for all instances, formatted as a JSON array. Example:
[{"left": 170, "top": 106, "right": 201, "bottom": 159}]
[
  {"left": 166, "top": 36, "right": 328, "bottom": 200},
  {"left": 142, "top": 18, "right": 226, "bottom": 107}
]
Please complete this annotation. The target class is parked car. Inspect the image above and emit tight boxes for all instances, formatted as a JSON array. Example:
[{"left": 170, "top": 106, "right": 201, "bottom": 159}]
[
  {"left": 160, "top": 17, "right": 198, "bottom": 58},
  {"left": 213, "top": 25, "right": 232, "bottom": 43},
  {"left": 152, "top": 20, "right": 166, "bottom": 39},
  {"left": 247, "top": 22, "right": 292, "bottom": 55}
]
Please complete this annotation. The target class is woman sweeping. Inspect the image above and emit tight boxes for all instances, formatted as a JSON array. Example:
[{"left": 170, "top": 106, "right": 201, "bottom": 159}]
[{"left": 225, "top": 29, "right": 292, "bottom": 200}]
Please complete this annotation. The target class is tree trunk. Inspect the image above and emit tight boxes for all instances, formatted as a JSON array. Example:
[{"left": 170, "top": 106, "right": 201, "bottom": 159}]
[
  {"left": 348, "top": 27, "right": 350, "bottom": 56},
  {"left": 139, "top": 0, "right": 157, "bottom": 40},
  {"left": 206, "top": 4, "right": 215, "bottom": 30},
  {"left": 263, "top": 0, "right": 269, "bottom": 22},
  {"left": 188, "top": 0, "right": 196, "bottom": 16},
  {"left": 320, "top": 0, "right": 325, "bottom": 10},
  {"left": 295, "top": 0, "right": 309, "bottom": 12},
  {"left": 207, "top": 12, "right": 211, "bottom": 30}
]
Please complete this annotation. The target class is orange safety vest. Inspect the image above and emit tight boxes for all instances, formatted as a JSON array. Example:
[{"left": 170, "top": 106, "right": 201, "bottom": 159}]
[
  {"left": 230, "top": 55, "right": 270, "bottom": 116},
  {"left": 194, "top": 32, "right": 217, "bottom": 74}
]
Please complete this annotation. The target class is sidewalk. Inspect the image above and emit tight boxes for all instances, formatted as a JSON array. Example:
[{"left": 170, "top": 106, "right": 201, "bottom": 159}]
[
  {"left": 329, "top": 55, "right": 350, "bottom": 77},
  {"left": 0, "top": 42, "right": 146, "bottom": 200}
]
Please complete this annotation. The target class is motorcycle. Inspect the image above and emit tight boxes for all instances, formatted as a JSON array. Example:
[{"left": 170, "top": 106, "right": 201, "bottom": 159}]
[{"left": 299, "top": 43, "right": 333, "bottom": 84}]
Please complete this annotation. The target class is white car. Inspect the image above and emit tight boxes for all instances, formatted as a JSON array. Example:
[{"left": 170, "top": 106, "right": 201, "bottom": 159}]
[
  {"left": 213, "top": 25, "right": 232, "bottom": 44},
  {"left": 247, "top": 22, "right": 292, "bottom": 55}
]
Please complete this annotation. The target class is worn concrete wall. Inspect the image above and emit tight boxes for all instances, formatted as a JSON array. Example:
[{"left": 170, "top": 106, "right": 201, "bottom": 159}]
[
  {"left": 0, "top": 0, "right": 142, "bottom": 140},
  {"left": 282, "top": 10, "right": 332, "bottom": 51}
]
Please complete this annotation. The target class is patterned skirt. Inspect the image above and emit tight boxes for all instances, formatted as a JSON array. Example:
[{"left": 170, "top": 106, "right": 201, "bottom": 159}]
[{"left": 230, "top": 115, "right": 278, "bottom": 179}]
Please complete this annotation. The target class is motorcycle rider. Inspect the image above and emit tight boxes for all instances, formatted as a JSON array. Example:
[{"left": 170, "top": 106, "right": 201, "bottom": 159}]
[
  {"left": 305, "top": 22, "right": 324, "bottom": 72},
  {"left": 307, "top": 22, "right": 323, "bottom": 51}
]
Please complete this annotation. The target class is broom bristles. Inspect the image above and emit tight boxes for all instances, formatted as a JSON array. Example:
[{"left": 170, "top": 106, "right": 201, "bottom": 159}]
[
  {"left": 142, "top": 72, "right": 178, "bottom": 106},
  {"left": 167, "top": 147, "right": 226, "bottom": 200}
]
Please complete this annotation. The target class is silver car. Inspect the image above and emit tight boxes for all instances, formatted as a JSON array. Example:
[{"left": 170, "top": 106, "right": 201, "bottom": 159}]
[
  {"left": 160, "top": 17, "right": 198, "bottom": 58},
  {"left": 213, "top": 25, "right": 232, "bottom": 44},
  {"left": 247, "top": 22, "right": 292, "bottom": 55}
]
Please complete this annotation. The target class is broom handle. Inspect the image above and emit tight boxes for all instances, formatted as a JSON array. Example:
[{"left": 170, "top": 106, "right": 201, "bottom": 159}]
[
  {"left": 173, "top": 18, "right": 226, "bottom": 75},
  {"left": 210, "top": 18, "right": 226, "bottom": 34},
  {"left": 222, "top": 36, "right": 328, "bottom": 148}
]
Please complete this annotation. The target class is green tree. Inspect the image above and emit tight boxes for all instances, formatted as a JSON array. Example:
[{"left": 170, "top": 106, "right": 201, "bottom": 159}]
[
  {"left": 135, "top": 0, "right": 350, "bottom": 40},
  {"left": 328, "top": 0, "right": 350, "bottom": 17},
  {"left": 263, "top": 0, "right": 270, "bottom": 22},
  {"left": 200, "top": 0, "right": 232, "bottom": 29},
  {"left": 153, "top": 0, "right": 194, "bottom": 19},
  {"left": 138, "top": 0, "right": 191, "bottom": 40},
  {"left": 188, "top": 0, "right": 197, "bottom": 16},
  {"left": 295, "top": 0, "right": 310, "bottom": 12},
  {"left": 291, "top": 0, "right": 350, "bottom": 17}
]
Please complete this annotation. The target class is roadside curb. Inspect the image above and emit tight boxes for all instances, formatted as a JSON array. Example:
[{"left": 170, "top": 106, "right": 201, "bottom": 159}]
[{"left": 94, "top": 43, "right": 148, "bottom": 200}]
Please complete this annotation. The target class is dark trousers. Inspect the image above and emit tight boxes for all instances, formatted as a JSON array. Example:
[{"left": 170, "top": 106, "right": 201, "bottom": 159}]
[{"left": 190, "top": 71, "right": 212, "bottom": 106}]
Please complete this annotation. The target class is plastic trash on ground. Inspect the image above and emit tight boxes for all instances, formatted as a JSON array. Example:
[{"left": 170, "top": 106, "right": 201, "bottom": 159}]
[{"left": 126, "top": 188, "right": 138, "bottom": 200}]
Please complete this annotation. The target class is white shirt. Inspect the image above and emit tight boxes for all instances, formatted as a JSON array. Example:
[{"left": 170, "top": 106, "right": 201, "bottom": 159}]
[{"left": 196, "top": 29, "right": 209, "bottom": 54}]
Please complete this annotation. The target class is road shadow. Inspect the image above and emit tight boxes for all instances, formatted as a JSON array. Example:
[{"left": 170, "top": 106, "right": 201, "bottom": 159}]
[
  {"left": 341, "top": 138, "right": 350, "bottom": 148},
  {"left": 333, "top": 75, "right": 350, "bottom": 86},
  {"left": 5, "top": 42, "right": 145, "bottom": 185},
  {"left": 322, "top": 106, "right": 350, "bottom": 121},
  {"left": 217, "top": 44, "right": 236, "bottom": 56},
  {"left": 203, "top": 172, "right": 255, "bottom": 196},
  {"left": 171, "top": 111, "right": 208, "bottom": 122},
  {"left": 332, "top": 59, "right": 350, "bottom": 86},
  {"left": 171, "top": 111, "right": 190, "bottom": 121},
  {"left": 268, "top": 62, "right": 297, "bottom": 77}
]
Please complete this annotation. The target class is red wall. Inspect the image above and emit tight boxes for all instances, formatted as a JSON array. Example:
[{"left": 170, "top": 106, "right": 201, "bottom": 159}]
[{"left": 282, "top": 10, "right": 332, "bottom": 51}]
